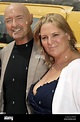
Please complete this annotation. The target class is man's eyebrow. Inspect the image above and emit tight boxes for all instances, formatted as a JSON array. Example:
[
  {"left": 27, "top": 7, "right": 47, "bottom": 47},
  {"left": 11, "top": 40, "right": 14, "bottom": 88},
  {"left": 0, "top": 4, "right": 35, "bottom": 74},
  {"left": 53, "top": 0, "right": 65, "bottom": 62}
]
[
  {"left": 4, "top": 15, "right": 23, "bottom": 21},
  {"left": 16, "top": 15, "right": 23, "bottom": 17},
  {"left": 4, "top": 17, "right": 11, "bottom": 21}
]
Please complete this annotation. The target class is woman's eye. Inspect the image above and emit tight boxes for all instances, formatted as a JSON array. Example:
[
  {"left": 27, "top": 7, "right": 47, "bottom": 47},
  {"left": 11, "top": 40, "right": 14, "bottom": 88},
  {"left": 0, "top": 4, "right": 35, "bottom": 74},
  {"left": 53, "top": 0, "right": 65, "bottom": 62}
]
[
  {"left": 53, "top": 34, "right": 59, "bottom": 37},
  {"left": 41, "top": 37, "right": 47, "bottom": 40}
]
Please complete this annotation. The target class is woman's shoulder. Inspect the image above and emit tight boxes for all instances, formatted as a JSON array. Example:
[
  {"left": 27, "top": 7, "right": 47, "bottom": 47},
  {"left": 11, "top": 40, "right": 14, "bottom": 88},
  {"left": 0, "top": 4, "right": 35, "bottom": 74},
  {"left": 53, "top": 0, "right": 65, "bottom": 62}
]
[
  {"left": 62, "top": 58, "right": 80, "bottom": 74},
  {"left": 68, "top": 58, "right": 80, "bottom": 66}
]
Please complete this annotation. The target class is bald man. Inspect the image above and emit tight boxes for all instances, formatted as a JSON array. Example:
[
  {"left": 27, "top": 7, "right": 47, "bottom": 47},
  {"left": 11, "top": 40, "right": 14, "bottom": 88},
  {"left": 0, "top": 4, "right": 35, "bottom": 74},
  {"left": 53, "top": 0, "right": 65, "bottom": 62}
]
[{"left": 0, "top": 3, "right": 47, "bottom": 114}]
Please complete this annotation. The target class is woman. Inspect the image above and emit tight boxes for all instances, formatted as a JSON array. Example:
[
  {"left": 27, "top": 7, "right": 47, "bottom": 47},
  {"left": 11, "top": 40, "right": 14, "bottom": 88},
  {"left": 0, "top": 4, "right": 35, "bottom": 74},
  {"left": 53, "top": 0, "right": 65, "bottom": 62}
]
[{"left": 27, "top": 13, "right": 80, "bottom": 114}]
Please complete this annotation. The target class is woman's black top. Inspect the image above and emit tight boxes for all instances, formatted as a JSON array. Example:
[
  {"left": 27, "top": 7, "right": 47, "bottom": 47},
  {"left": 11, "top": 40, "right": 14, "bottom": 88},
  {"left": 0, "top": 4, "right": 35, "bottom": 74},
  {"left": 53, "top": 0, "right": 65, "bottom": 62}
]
[{"left": 28, "top": 78, "right": 58, "bottom": 114}]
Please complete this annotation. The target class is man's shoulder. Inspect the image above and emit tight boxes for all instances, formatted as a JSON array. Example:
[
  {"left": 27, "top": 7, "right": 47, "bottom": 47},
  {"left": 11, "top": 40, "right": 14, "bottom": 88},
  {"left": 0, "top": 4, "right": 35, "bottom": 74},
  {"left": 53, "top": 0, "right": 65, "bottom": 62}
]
[
  {"left": 1, "top": 41, "right": 15, "bottom": 53},
  {"left": 3, "top": 41, "right": 15, "bottom": 49}
]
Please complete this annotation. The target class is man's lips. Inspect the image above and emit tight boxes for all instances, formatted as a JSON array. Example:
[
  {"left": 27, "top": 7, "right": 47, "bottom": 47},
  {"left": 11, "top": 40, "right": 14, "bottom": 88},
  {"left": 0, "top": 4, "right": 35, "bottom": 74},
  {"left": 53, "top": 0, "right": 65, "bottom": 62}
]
[
  {"left": 12, "top": 29, "right": 21, "bottom": 36},
  {"left": 13, "top": 29, "right": 21, "bottom": 33}
]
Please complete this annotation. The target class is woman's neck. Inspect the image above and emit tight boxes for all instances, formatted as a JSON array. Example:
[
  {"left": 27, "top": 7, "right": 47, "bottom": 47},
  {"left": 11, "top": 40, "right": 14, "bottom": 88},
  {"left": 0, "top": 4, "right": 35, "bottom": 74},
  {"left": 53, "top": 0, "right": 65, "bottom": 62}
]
[{"left": 52, "top": 49, "right": 80, "bottom": 70}]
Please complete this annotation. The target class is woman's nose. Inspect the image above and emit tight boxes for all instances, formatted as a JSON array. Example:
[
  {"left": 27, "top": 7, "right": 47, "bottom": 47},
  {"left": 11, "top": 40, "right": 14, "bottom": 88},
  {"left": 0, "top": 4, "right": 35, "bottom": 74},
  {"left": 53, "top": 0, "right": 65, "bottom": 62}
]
[{"left": 47, "top": 37, "right": 53, "bottom": 45}]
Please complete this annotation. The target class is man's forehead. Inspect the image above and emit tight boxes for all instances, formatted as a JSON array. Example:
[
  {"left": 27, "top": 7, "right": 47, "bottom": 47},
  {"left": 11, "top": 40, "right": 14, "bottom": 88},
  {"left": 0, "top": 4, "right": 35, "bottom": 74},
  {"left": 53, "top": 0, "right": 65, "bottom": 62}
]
[
  {"left": 4, "top": 4, "right": 30, "bottom": 16},
  {"left": 5, "top": 6, "right": 23, "bottom": 13}
]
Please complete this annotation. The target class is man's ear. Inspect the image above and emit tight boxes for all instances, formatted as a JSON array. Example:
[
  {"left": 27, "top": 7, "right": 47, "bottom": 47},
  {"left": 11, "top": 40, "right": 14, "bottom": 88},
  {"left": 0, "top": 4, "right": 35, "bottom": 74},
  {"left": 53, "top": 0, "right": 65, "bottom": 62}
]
[{"left": 30, "top": 14, "right": 33, "bottom": 25}]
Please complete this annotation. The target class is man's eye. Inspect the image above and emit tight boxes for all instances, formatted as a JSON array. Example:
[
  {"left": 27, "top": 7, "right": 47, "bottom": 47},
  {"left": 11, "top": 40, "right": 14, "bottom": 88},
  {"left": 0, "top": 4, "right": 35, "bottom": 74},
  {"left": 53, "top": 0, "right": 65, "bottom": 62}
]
[
  {"left": 18, "top": 17, "right": 23, "bottom": 20},
  {"left": 5, "top": 19, "right": 12, "bottom": 23},
  {"left": 18, "top": 18, "right": 22, "bottom": 19}
]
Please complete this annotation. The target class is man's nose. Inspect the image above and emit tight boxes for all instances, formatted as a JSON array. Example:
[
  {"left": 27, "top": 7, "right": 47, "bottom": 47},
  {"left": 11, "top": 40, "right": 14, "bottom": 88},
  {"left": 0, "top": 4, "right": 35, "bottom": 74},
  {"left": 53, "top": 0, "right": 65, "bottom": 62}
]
[{"left": 12, "top": 19, "right": 17, "bottom": 27}]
